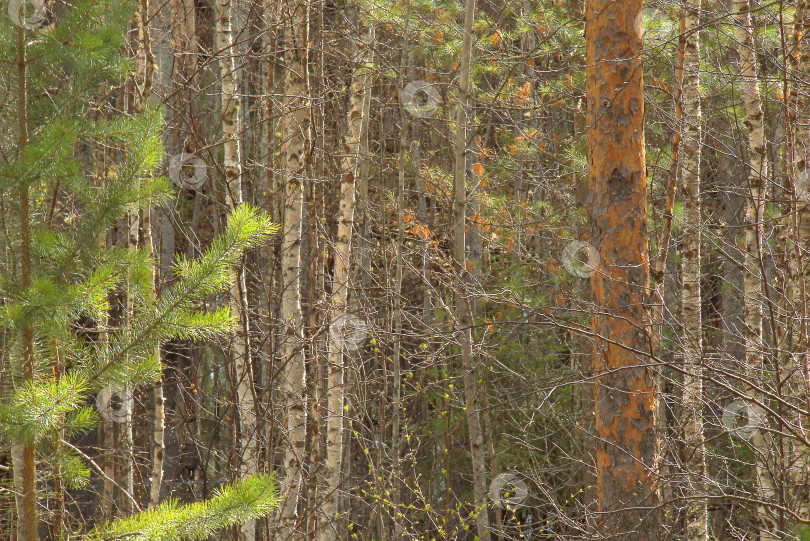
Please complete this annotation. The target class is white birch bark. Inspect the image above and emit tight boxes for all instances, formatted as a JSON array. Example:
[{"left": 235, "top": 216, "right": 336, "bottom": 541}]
[
  {"left": 317, "top": 8, "right": 368, "bottom": 539},
  {"left": 679, "top": 1, "right": 707, "bottom": 538},
  {"left": 147, "top": 0, "right": 172, "bottom": 512},
  {"left": 217, "top": 2, "right": 258, "bottom": 540},
  {"left": 274, "top": 1, "right": 310, "bottom": 538},
  {"left": 789, "top": 0, "right": 810, "bottom": 526},
  {"left": 734, "top": 1, "right": 777, "bottom": 538}
]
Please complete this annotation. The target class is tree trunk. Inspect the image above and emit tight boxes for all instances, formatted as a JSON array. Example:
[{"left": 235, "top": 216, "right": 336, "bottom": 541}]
[
  {"left": 790, "top": 0, "right": 810, "bottom": 527},
  {"left": 679, "top": 0, "right": 708, "bottom": 538},
  {"left": 275, "top": 1, "right": 311, "bottom": 538},
  {"left": 318, "top": 7, "right": 368, "bottom": 538},
  {"left": 733, "top": 1, "right": 777, "bottom": 538},
  {"left": 585, "top": 0, "right": 658, "bottom": 536},
  {"left": 147, "top": 0, "right": 169, "bottom": 512},
  {"left": 217, "top": 2, "right": 258, "bottom": 539},
  {"left": 452, "top": 0, "right": 490, "bottom": 538},
  {"left": 14, "top": 23, "right": 38, "bottom": 541}
]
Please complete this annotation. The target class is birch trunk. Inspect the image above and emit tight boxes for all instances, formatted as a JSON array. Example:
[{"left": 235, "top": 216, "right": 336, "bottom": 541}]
[
  {"left": 392, "top": 32, "right": 408, "bottom": 541},
  {"left": 123, "top": 203, "right": 137, "bottom": 519},
  {"left": 452, "top": 0, "right": 490, "bottom": 537},
  {"left": 274, "top": 1, "right": 311, "bottom": 537},
  {"left": 733, "top": 1, "right": 777, "bottom": 538},
  {"left": 652, "top": 12, "right": 683, "bottom": 518},
  {"left": 789, "top": 0, "right": 810, "bottom": 526},
  {"left": 99, "top": 152, "right": 115, "bottom": 520},
  {"left": 679, "top": 1, "right": 707, "bottom": 538},
  {"left": 147, "top": 0, "right": 170, "bottom": 511},
  {"left": 318, "top": 7, "right": 368, "bottom": 539},
  {"left": 217, "top": 2, "right": 258, "bottom": 540},
  {"left": 146, "top": 206, "right": 165, "bottom": 509}
]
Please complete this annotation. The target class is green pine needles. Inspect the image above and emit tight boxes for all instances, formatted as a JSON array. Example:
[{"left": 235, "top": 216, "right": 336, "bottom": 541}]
[
  {"left": 0, "top": 0, "right": 279, "bottom": 538},
  {"left": 87, "top": 473, "right": 280, "bottom": 541}
]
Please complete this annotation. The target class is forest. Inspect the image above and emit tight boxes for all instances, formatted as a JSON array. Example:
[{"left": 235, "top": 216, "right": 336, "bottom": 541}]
[{"left": 0, "top": 0, "right": 809, "bottom": 539}]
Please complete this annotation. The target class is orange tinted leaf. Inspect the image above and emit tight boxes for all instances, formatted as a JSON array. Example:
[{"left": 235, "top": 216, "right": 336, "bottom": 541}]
[
  {"left": 473, "top": 162, "right": 484, "bottom": 176},
  {"left": 518, "top": 82, "right": 532, "bottom": 98}
]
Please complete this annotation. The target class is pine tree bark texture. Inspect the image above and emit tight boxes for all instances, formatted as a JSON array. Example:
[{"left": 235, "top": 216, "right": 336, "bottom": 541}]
[
  {"left": 585, "top": 0, "right": 658, "bottom": 537},
  {"left": 679, "top": 0, "right": 708, "bottom": 538}
]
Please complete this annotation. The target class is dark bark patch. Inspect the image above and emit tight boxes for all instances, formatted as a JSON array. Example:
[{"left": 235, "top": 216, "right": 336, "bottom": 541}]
[{"left": 607, "top": 166, "right": 636, "bottom": 200}]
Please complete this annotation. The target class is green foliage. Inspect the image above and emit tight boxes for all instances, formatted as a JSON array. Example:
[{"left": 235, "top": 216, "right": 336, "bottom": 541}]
[
  {"left": 796, "top": 524, "right": 810, "bottom": 541},
  {"left": 0, "top": 0, "right": 280, "bottom": 537},
  {"left": 86, "top": 473, "right": 279, "bottom": 541}
]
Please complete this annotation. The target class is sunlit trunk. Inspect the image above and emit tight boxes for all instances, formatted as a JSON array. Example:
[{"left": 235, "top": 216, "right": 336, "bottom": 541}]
[
  {"left": 274, "top": 1, "right": 311, "bottom": 538},
  {"left": 585, "top": 0, "right": 658, "bottom": 536}
]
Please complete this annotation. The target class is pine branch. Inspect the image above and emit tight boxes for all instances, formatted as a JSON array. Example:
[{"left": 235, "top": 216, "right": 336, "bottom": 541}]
[{"left": 85, "top": 473, "right": 279, "bottom": 541}]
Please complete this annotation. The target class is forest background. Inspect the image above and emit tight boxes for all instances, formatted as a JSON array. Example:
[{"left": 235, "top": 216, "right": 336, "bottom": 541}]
[{"left": 1, "top": 0, "right": 809, "bottom": 540}]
